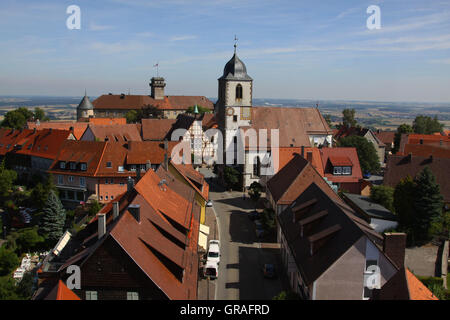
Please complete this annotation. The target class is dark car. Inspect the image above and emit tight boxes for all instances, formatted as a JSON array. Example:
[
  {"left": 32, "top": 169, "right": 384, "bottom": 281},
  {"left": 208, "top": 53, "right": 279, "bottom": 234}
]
[{"left": 262, "top": 264, "right": 276, "bottom": 278}]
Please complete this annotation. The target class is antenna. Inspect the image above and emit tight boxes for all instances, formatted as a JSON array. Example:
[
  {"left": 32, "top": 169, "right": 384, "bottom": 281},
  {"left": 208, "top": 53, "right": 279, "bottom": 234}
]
[{"left": 154, "top": 62, "right": 159, "bottom": 77}]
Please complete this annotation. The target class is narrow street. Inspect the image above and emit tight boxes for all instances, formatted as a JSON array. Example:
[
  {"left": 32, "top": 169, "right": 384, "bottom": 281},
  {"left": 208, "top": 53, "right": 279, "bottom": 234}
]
[{"left": 200, "top": 168, "right": 285, "bottom": 300}]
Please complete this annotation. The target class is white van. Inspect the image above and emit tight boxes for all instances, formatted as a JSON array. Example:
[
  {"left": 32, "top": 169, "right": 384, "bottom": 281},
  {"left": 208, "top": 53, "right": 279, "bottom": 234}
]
[{"left": 207, "top": 240, "right": 220, "bottom": 264}]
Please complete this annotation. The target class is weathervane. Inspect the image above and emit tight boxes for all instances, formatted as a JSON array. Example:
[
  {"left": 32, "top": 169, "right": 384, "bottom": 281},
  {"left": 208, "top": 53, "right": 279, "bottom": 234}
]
[{"left": 234, "top": 35, "right": 238, "bottom": 54}]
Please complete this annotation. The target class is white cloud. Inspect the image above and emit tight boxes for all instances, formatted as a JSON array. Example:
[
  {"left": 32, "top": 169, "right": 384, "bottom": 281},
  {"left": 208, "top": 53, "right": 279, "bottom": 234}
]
[{"left": 169, "top": 35, "right": 198, "bottom": 41}]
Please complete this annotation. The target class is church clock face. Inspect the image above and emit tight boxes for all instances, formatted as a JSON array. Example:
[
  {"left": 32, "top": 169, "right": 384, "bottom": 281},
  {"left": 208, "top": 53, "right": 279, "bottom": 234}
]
[{"left": 226, "top": 107, "right": 235, "bottom": 116}]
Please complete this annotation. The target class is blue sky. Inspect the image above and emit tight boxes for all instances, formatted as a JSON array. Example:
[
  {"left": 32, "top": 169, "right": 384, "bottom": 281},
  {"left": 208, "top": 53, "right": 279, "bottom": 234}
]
[{"left": 1, "top": 0, "right": 450, "bottom": 102}]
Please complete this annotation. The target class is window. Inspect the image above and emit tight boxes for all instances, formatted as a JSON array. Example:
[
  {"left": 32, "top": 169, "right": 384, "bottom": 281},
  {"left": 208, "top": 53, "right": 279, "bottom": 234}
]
[
  {"left": 105, "top": 179, "right": 109, "bottom": 184},
  {"left": 253, "top": 157, "right": 261, "bottom": 177},
  {"left": 105, "top": 195, "right": 108, "bottom": 201},
  {"left": 333, "top": 166, "right": 343, "bottom": 175},
  {"left": 70, "top": 162, "right": 76, "bottom": 170},
  {"left": 236, "top": 84, "right": 243, "bottom": 101},
  {"left": 68, "top": 176, "right": 74, "bottom": 183},
  {"left": 58, "top": 175, "right": 64, "bottom": 185},
  {"left": 80, "top": 163, "right": 87, "bottom": 171},
  {"left": 80, "top": 177, "right": 86, "bottom": 187},
  {"left": 342, "top": 166, "right": 352, "bottom": 175},
  {"left": 110, "top": 179, "right": 114, "bottom": 184},
  {"left": 111, "top": 195, "right": 114, "bottom": 200},
  {"left": 118, "top": 166, "right": 124, "bottom": 172},
  {"left": 233, "top": 115, "right": 238, "bottom": 122},
  {"left": 130, "top": 165, "right": 136, "bottom": 172},
  {"left": 100, "top": 196, "right": 103, "bottom": 201},
  {"left": 60, "top": 162, "right": 66, "bottom": 169},
  {"left": 86, "top": 291, "right": 98, "bottom": 300},
  {"left": 127, "top": 292, "right": 139, "bottom": 300},
  {"left": 106, "top": 161, "right": 112, "bottom": 168}
]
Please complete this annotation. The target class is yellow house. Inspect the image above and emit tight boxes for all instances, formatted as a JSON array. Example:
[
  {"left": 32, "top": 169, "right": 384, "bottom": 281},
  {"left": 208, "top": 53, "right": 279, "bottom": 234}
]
[{"left": 168, "top": 161, "right": 209, "bottom": 224}]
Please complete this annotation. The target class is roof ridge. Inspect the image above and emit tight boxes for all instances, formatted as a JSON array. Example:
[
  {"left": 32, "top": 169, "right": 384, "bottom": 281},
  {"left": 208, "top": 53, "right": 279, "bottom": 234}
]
[{"left": 93, "top": 141, "right": 108, "bottom": 177}]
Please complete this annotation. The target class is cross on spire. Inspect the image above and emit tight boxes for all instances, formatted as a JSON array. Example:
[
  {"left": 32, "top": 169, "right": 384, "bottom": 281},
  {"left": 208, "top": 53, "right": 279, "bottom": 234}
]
[
  {"left": 154, "top": 62, "right": 160, "bottom": 77},
  {"left": 234, "top": 35, "right": 238, "bottom": 54}
]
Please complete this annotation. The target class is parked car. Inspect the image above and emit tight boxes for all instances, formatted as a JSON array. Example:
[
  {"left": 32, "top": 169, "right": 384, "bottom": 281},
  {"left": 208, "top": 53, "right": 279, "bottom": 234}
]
[
  {"left": 204, "top": 261, "right": 219, "bottom": 279},
  {"left": 206, "top": 200, "right": 213, "bottom": 207},
  {"left": 207, "top": 240, "right": 220, "bottom": 264},
  {"left": 262, "top": 264, "right": 276, "bottom": 278}
]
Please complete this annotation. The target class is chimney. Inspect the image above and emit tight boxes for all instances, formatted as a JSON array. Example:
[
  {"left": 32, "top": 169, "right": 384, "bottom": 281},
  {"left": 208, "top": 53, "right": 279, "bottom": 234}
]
[
  {"left": 419, "top": 139, "right": 423, "bottom": 145},
  {"left": 383, "top": 233, "right": 407, "bottom": 269},
  {"left": 98, "top": 213, "right": 106, "bottom": 239},
  {"left": 307, "top": 151, "right": 313, "bottom": 163},
  {"left": 127, "top": 176, "right": 134, "bottom": 194},
  {"left": 301, "top": 146, "right": 305, "bottom": 158},
  {"left": 163, "top": 139, "right": 169, "bottom": 170},
  {"left": 113, "top": 202, "right": 119, "bottom": 220},
  {"left": 128, "top": 204, "right": 141, "bottom": 223},
  {"left": 146, "top": 160, "right": 151, "bottom": 171},
  {"left": 150, "top": 77, "right": 166, "bottom": 100}
]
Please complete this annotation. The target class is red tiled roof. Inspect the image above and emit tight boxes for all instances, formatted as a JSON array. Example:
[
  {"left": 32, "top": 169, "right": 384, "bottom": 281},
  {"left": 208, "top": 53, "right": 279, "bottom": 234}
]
[
  {"left": 93, "top": 95, "right": 214, "bottom": 111},
  {"left": 27, "top": 121, "right": 88, "bottom": 140},
  {"left": 246, "top": 107, "right": 332, "bottom": 148},
  {"left": 320, "top": 147, "right": 363, "bottom": 183},
  {"left": 83, "top": 124, "right": 142, "bottom": 142},
  {"left": 126, "top": 141, "right": 178, "bottom": 165},
  {"left": 88, "top": 118, "right": 126, "bottom": 125},
  {"left": 0, "top": 128, "right": 72, "bottom": 160},
  {"left": 170, "top": 162, "right": 209, "bottom": 201},
  {"left": 375, "top": 131, "right": 396, "bottom": 145},
  {"left": 384, "top": 154, "right": 450, "bottom": 203},
  {"left": 141, "top": 119, "right": 177, "bottom": 141},
  {"left": 45, "top": 280, "right": 81, "bottom": 300},
  {"left": 406, "top": 269, "right": 439, "bottom": 300},
  {"left": 399, "top": 143, "right": 450, "bottom": 159}
]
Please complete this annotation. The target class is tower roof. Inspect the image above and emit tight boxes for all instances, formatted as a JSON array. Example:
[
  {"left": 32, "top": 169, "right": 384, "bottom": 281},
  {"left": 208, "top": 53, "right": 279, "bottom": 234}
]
[
  {"left": 78, "top": 93, "right": 94, "bottom": 110},
  {"left": 219, "top": 53, "right": 252, "bottom": 81}
]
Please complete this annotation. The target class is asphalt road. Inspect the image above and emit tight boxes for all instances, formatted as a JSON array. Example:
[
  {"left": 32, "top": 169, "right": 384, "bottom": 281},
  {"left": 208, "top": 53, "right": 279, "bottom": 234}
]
[{"left": 200, "top": 168, "right": 284, "bottom": 300}]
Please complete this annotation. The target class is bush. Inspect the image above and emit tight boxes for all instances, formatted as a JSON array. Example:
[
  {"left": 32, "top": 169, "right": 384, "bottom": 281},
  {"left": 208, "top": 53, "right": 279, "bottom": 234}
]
[
  {"left": 370, "top": 185, "right": 395, "bottom": 212},
  {"left": 16, "top": 227, "right": 44, "bottom": 254},
  {"left": 223, "top": 166, "right": 240, "bottom": 190},
  {"left": 0, "top": 247, "right": 20, "bottom": 276},
  {"left": 273, "top": 291, "right": 301, "bottom": 300}
]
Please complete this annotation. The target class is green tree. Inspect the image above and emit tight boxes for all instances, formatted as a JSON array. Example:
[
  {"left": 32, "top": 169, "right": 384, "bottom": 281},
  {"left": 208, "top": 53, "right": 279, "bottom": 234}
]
[
  {"left": 1, "top": 107, "right": 34, "bottom": 129},
  {"left": 338, "top": 135, "right": 380, "bottom": 174},
  {"left": 0, "top": 277, "right": 20, "bottom": 300},
  {"left": 393, "top": 176, "right": 416, "bottom": 241},
  {"left": 393, "top": 124, "right": 413, "bottom": 154},
  {"left": 30, "top": 175, "right": 58, "bottom": 210},
  {"left": 16, "top": 227, "right": 44, "bottom": 254},
  {"left": 186, "top": 105, "right": 211, "bottom": 115},
  {"left": 141, "top": 104, "right": 163, "bottom": 119},
  {"left": 248, "top": 187, "right": 261, "bottom": 210},
  {"left": 413, "top": 166, "right": 444, "bottom": 241},
  {"left": 0, "top": 160, "right": 17, "bottom": 198},
  {"left": 324, "top": 114, "right": 333, "bottom": 128},
  {"left": 39, "top": 190, "right": 66, "bottom": 246},
  {"left": 261, "top": 208, "right": 276, "bottom": 231},
  {"left": 223, "top": 166, "right": 240, "bottom": 190},
  {"left": 370, "top": 185, "right": 395, "bottom": 212},
  {"left": 15, "top": 272, "right": 34, "bottom": 299},
  {"left": 413, "top": 115, "right": 444, "bottom": 134},
  {"left": 342, "top": 108, "right": 357, "bottom": 128},
  {"left": 88, "top": 200, "right": 103, "bottom": 217},
  {"left": 125, "top": 110, "right": 138, "bottom": 124},
  {"left": 0, "top": 246, "right": 20, "bottom": 276},
  {"left": 34, "top": 107, "right": 49, "bottom": 121}
]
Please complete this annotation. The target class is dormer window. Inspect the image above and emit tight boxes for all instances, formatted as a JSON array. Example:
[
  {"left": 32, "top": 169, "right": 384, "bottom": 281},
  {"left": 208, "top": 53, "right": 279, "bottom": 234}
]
[
  {"left": 106, "top": 161, "right": 112, "bottom": 168},
  {"left": 60, "top": 161, "right": 66, "bottom": 169},
  {"left": 81, "top": 163, "right": 87, "bottom": 171},
  {"left": 130, "top": 165, "right": 136, "bottom": 172},
  {"left": 333, "top": 166, "right": 352, "bottom": 175},
  {"left": 70, "top": 162, "right": 76, "bottom": 170}
]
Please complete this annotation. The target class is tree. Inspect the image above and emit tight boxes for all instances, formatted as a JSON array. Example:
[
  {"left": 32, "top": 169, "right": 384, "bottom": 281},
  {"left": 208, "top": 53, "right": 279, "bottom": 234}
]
[
  {"left": 370, "top": 185, "right": 395, "bottom": 212},
  {"left": 0, "top": 277, "right": 20, "bottom": 300},
  {"left": 223, "top": 166, "right": 240, "bottom": 190},
  {"left": 324, "top": 114, "right": 333, "bottom": 128},
  {"left": 393, "top": 175, "right": 416, "bottom": 240},
  {"left": 342, "top": 108, "right": 357, "bottom": 128},
  {"left": 261, "top": 208, "right": 276, "bottom": 231},
  {"left": 413, "top": 166, "right": 444, "bottom": 241},
  {"left": 338, "top": 135, "right": 380, "bottom": 174},
  {"left": 30, "top": 175, "right": 58, "bottom": 210},
  {"left": 413, "top": 115, "right": 444, "bottom": 134},
  {"left": 34, "top": 107, "right": 49, "bottom": 121},
  {"left": 140, "top": 105, "right": 163, "bottom": 119},
  {"left": 393, "top": 124, "right": 413, "bottom": 154},
  {"left": 0, "top": 246, "right": 20, "bottom": 276},
  {"left": 186, "top": 105, "right": 211, "bottom": 115},
  {"left": 39, "top": 190, "right": 66, "bottom": 246},
  {"left": 125, "top": 110, "right": 138, "bottom": 124},
  {"left": 1, "top": 107, "right": 34, "bottom": 129},
  {"left": 0, "top": 160, "right": 17, "bottom": 198},
  {"left": 16, "top": 227, "right": 44, "bottom": 254}
]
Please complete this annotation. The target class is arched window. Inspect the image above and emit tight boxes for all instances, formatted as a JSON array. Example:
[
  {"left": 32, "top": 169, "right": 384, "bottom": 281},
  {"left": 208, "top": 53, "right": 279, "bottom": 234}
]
[{"left": 236, "top": 84, "right": 243, "bottom": 101}]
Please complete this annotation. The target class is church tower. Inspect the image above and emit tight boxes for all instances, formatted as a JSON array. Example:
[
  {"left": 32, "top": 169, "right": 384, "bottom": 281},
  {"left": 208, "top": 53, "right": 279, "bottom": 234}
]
[
  {"left": 216, "top": 43, "right": 253, "bottom": 165},
  {"left": 76, "top": 91, "right": 94, "bottom": 121}
]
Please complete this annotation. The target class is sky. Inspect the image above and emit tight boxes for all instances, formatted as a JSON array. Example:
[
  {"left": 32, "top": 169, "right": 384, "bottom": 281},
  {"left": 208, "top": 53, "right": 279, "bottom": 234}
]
[{"left": 0, "top": 0, "right": 450, "bottom": 102}]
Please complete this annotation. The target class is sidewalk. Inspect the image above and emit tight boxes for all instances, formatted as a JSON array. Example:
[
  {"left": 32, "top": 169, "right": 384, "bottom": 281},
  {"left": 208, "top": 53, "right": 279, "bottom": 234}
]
[{"left": 197, "top": 206, "right": 218, "bottom": 300}]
